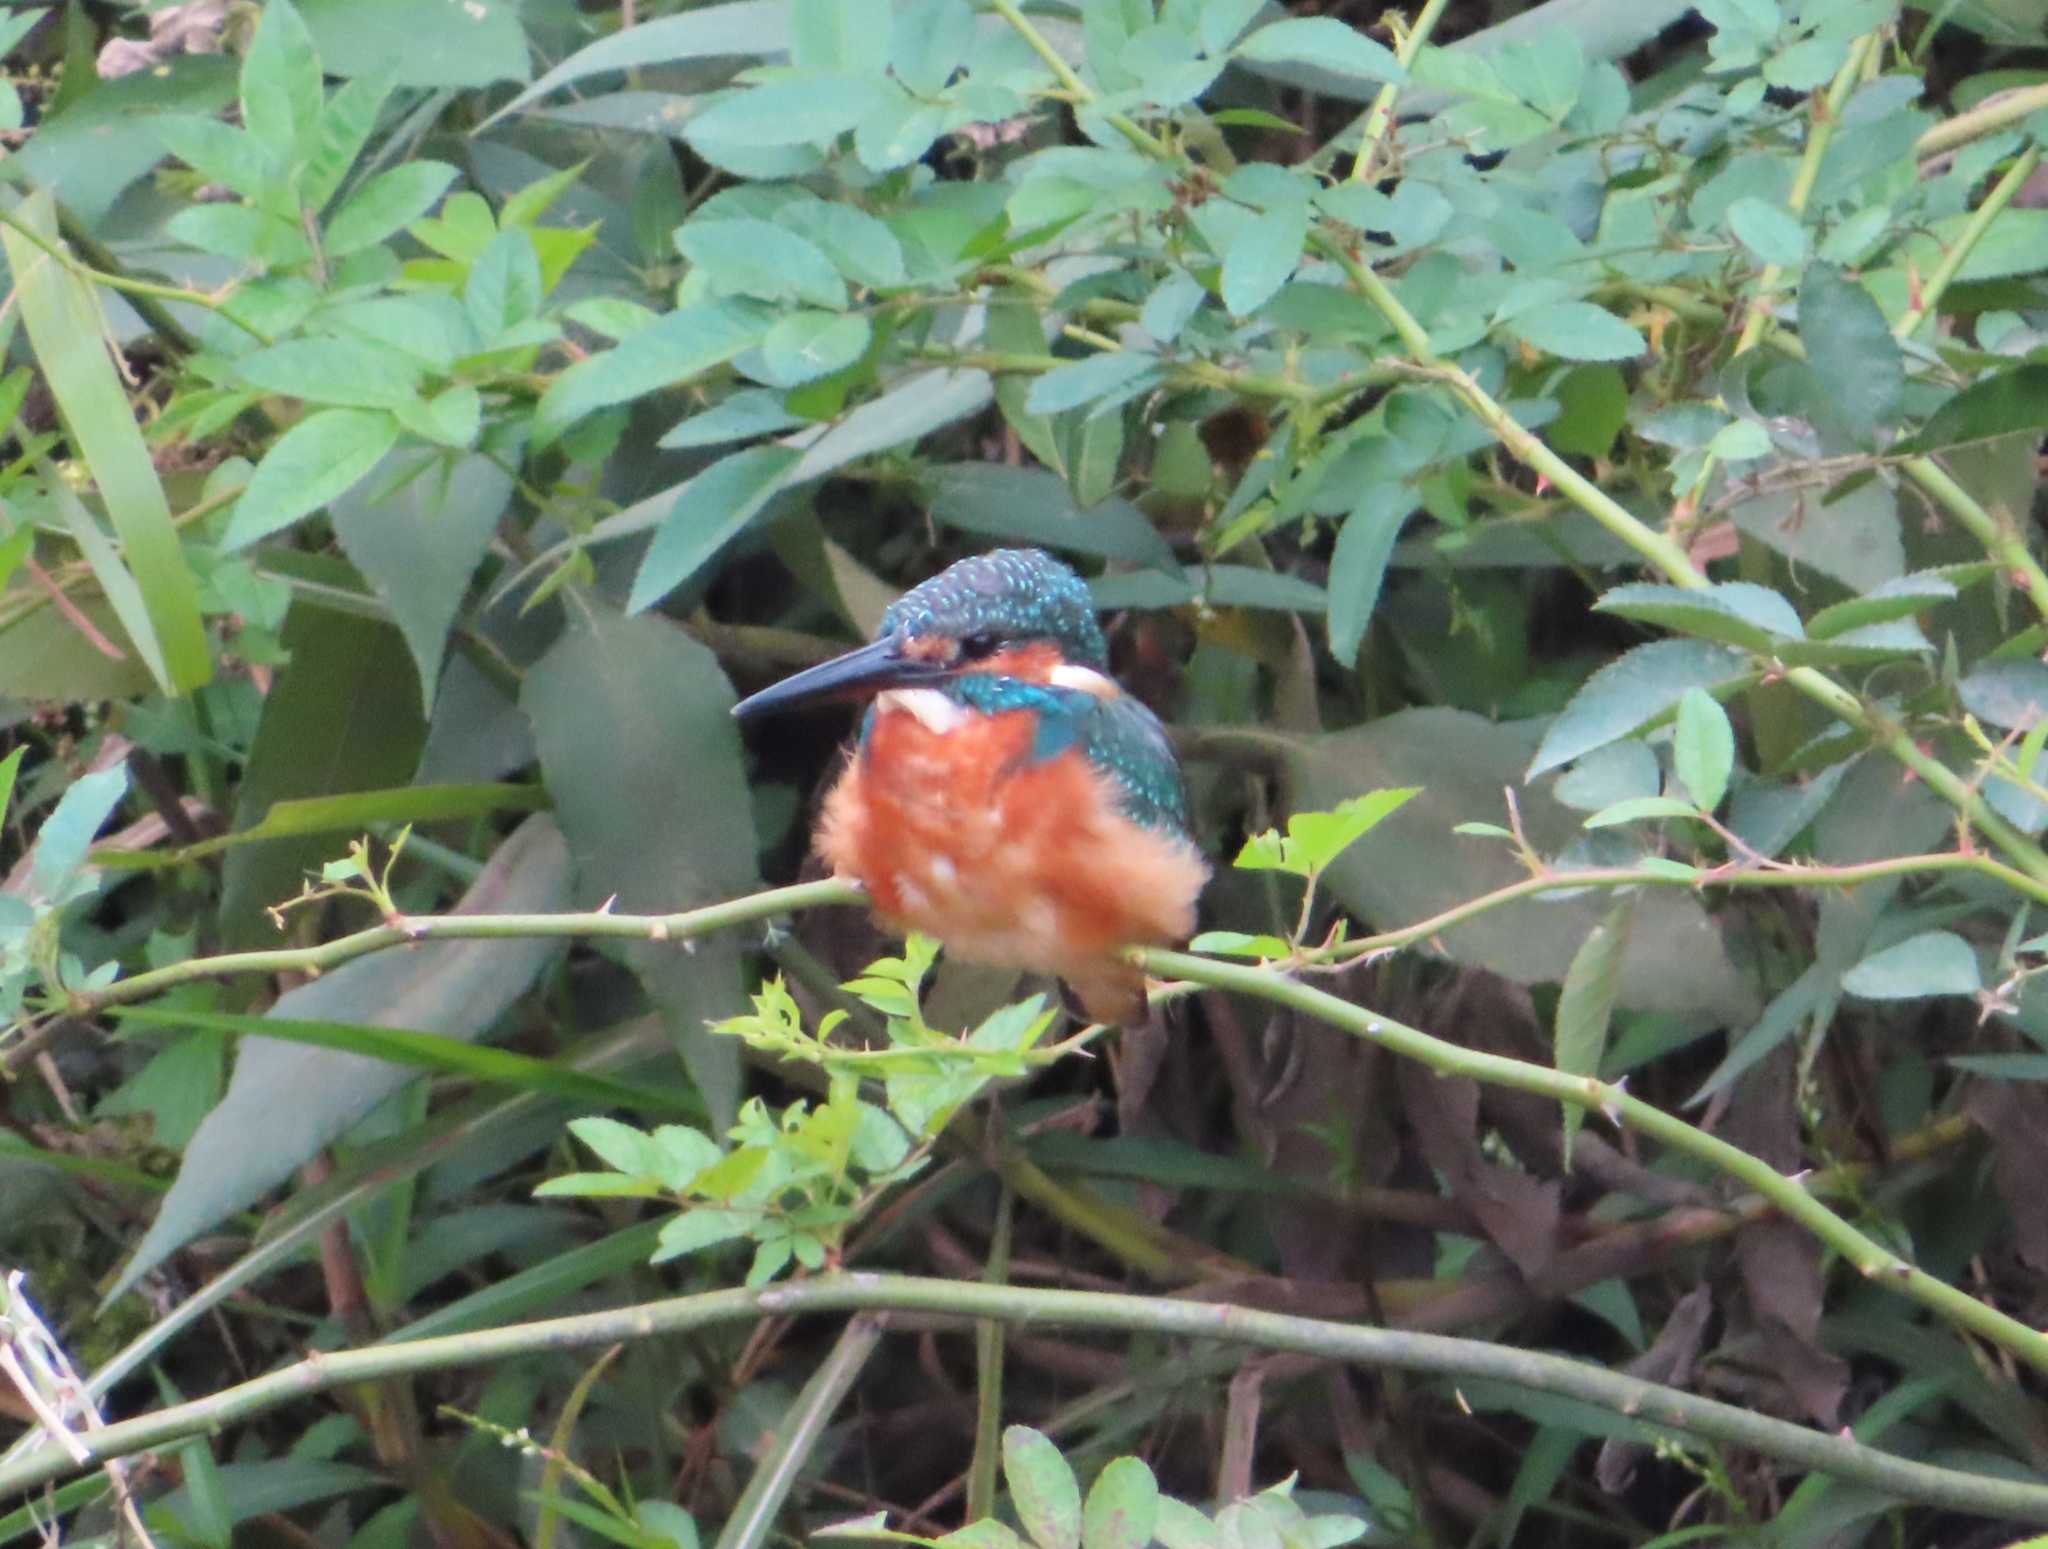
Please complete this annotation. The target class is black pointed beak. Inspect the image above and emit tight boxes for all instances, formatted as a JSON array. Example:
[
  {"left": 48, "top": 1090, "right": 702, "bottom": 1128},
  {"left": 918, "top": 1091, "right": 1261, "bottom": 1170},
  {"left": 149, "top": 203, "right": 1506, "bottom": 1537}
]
[{"left": 732, "top": 633, "right": 953, "bottom": 720}]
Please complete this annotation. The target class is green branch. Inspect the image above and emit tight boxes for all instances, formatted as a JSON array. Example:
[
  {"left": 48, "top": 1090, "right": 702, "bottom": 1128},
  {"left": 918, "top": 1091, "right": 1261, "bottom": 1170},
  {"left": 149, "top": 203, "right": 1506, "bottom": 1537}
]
[
  {"left": 1895, "top": 141, "right": 2044, "bottom": 341},
  {"left": 1136, "top": 947, "right": 2048, "bottom": 1382},
  {"left": 4, "top": 1275, "right": 2046, "bottom": 1522},
  {"left": 1915, "top": 81, "right": 2048, "bottom": 159},
  {"left": 58, "top": 878, "right": 865, "bottom": 1016},
  {"left": 1347, "top": 0, "right": 1454, "bottom": 182}
]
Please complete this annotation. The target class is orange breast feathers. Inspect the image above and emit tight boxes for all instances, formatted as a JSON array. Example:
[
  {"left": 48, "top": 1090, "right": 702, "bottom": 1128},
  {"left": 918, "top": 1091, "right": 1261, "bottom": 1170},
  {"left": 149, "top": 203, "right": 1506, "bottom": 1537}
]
[{"left": 813, "top": 686, "right": 1208, "bottom": 1022}]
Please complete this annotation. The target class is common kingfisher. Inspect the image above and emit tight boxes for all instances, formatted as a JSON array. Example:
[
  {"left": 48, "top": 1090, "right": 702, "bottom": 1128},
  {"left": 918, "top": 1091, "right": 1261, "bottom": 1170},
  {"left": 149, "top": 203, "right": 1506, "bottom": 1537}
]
[{"left": 733, "top": 548, "right": 1209, "bottom": 1024}]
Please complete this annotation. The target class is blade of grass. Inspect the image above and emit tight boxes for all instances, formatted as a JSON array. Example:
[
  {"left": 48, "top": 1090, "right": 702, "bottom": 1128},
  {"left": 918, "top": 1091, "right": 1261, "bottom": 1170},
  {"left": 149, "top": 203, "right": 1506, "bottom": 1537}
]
[
  {"left": 107, "top": 1005, "right": 700, "bottom": 1119},
  {"left": 711, "top": 1316, "right": 887, "bottom": 1549},
  {"left": 0, "top": 191, "right": 209, "bottom": 693}
]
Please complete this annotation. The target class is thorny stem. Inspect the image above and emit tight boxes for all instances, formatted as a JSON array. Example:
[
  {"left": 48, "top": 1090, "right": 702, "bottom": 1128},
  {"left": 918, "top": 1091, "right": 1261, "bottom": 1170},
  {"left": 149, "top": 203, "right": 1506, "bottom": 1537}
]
[
  {"left": 1347, "top": 0, "right": 1455, "bottom": 183},
  {"left": 4, "top": 1274, "right": 2048, "bottom": 1522},
  {"left": 1733, "top": 33, "right": 1880, "bottom": 357},
  {"left": 50, "top": 878, "right": 864, "bottom": 1017},
  {"left": 1895, "top": 141, "right": 2044, "bottom": 341}
]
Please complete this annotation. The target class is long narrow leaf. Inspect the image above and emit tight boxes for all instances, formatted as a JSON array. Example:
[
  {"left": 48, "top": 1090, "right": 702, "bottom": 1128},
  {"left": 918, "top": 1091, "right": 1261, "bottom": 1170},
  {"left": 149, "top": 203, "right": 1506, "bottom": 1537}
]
[
  {"left": 109, "top": 1005, "right": 697, "bottom": 1117},
  {"left": 0, "top": 192, "right": 210, "bottom": 691}
]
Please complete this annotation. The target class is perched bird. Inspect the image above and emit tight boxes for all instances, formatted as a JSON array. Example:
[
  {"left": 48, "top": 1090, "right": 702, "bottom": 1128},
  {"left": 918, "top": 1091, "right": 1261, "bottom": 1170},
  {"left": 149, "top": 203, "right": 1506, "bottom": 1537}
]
[{"left": 733, "top": 548, "right": 1208, "bottom": 1024}]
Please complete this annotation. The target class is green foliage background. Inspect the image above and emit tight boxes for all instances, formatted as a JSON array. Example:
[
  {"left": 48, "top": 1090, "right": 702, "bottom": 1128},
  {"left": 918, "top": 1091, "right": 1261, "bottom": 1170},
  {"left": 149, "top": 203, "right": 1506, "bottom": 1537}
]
[{"left": 3, "top": 0, "right": 2048, "bottom": 1543}]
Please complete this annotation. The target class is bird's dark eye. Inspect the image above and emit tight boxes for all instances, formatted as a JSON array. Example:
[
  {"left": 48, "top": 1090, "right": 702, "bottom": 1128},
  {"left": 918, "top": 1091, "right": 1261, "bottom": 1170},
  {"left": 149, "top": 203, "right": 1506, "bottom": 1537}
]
[{"left": 959, "top": 632, "right": 1003, "bottom": 660}]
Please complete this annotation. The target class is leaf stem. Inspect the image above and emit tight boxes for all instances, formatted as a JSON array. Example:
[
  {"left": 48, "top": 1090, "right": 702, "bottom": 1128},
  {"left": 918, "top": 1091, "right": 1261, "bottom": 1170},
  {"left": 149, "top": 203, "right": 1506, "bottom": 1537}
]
[
  {"left": 1136, "top": 947, "right": 2048, "bottom": 1382},
  {"left": 5, "top": 1275, "right": 2048, "bottom": 1522}
]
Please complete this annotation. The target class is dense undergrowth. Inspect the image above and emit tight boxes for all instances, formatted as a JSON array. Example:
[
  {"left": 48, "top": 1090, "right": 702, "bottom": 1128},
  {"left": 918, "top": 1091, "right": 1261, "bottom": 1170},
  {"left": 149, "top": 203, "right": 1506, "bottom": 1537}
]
[{"left": 4, "top": 0, "right": 2048, "bottom": 1545}]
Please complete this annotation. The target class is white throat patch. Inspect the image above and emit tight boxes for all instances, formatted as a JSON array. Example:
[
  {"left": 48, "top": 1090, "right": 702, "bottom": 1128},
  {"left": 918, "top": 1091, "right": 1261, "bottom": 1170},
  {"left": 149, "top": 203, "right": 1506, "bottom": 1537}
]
[
  {"left": 1048, "top": 664, "right": 1118, "bottom": 698},
  {"left": 878, "top": 688, "right": 970, "bottom": 734}
]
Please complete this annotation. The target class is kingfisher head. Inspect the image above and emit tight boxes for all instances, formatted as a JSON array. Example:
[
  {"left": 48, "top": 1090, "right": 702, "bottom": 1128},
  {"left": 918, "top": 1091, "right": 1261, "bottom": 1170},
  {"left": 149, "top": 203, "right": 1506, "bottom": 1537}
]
[{"left": 732, "top": 549, "right": 1110, "bottom": 719}]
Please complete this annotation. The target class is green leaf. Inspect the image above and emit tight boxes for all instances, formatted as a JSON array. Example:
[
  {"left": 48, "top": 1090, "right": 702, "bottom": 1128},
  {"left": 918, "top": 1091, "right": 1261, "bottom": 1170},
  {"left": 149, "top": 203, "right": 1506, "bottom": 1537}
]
[
  {"left": 1673, "top": 688, "right": 1735, "bottom": 812},
  {"left": 110, "top": 1007, "right": 687, "bottom": 1121},
  {"left": 1234, "top": 16, "right": 1404, "bottom": 84},
  {"left": 685, "top": 74, "right": 881, "bottom": 149},
  {"left": 568, "top": 1115, "right": 665, "bottom": 1179},
  {"left": 297, "top": 76, "right": 389, "bottom": 212},
  {"left": 939, "top": 1522, "right": 1031, "bottom": 1549},
  {"left": 652, "top": 1208, "right": 755, "bottom": 1263},
  {"left": 490, "top": 1, "right": 789, "bottom": 124},
  {"left": 1894, "top": 365, "right": 2048, "bottom": 455},
  {"left": 1504, "top": 301, "right": 1646, "bottom": 362},
  {"left": 240, "top": 0, "right": 322, "bottom": 169},
  {"left": 628, "top": 445, "right": 801, "bottom": 613},
  {"left": 1959, "top": 659, "right": 2048, "bottom": 730},
  {"left": 0, "top": 192, "right": 210, "bottom": 692},
  {"left": 0, "top": 746, "right": 23, "bottom": 833},
  {"left": 1235, "top": 788, "right": 1422, "bottom": 876},
  {"left": 48, "top": 473, "right": 172, "bottom": 696},
  {"left": 93, "top": 783, "right": 545, "bottom": 871},
  {"left": 793, "top": 0, "right": 890, "bottom": 73},
  {"left": 1548, "top": 364, "right": 1629, "bottom": 459},
  {"left": 1594, "top": 580, "right": 1802, "bottom": 649},
  {"left": 523, "top": 610, "right": 761, "bottom": 1126},
  {"left": 1004, "top": 1428, "right": 1083, "bottom": 1549},
  {"left": 1805, "top": 572, "right": 1958, "bottom": 638},
  {"left": 1726, "top": 196, "right": 1807, "bottom": 267},
  {"left": 331, "top": 451, "right": 513, "bottom": 707},
  {"left": 1555, "top": 903, "right": 1629, "bottom": 1166},
  {"left": 323, "top": 161, "right": 459, "bottom": 256},
  {"left": 534, "top": 299, "right": 764, "bottom": 446},
  {"left": 659, "top": 390, "right": 804, "bottom": 450},
  {"left": 216, "top": 606, "right": 427, "bottom": 947},
  {"left": 223, "top": 407, "right": 401, "bottom": 549},
  {"left": 1800, "top": 263, "right": 1904, "bottom": 447},
  {"left": 1025, "top": 352, "right": 1163, "bottom": 416},
  {"left": 1221, "top": 202, "right": 1308, "bottom": 318},
  {"left": 299, "top": 0, "right": 530, "bottom": 87},
  {"left": 1153, "top": 1499, "right": 1220, "bottom": 1549},
  {"left": 927, "top": 465, "right": 1182, "bottom": 571},
  {"left": 30, "top": 763, "right": 129, "bottom": 900},
  {"left": 1326, "top": 485, "right": 1411, "bottom": 668},
  {"left": 1581, "top": 795, "right": 1704, "bottom": 828},
  {"left": 1898, "top": 208, "right": 2048, "bottom": 283},
  {"left": 1082, "top": 1458, "right": 1159, "bottom": 1549},
  {"left": 234, "top": 336, "right": 424, "bottom": 409},
  {"left": 156, "top": 115, "right": 278, "bottom": 204},
  {"left": 1529, "top": 640, "right": 1752, "bottom": 777},
  {"left": 758, "top": 310, "right": 873, "bottom": 387},
  {"left": 674, "top": 218, "right": 847, "bottom": 308},
  {"left": 1841, "top": 931, "right": 1983, "bottom": 999}
]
